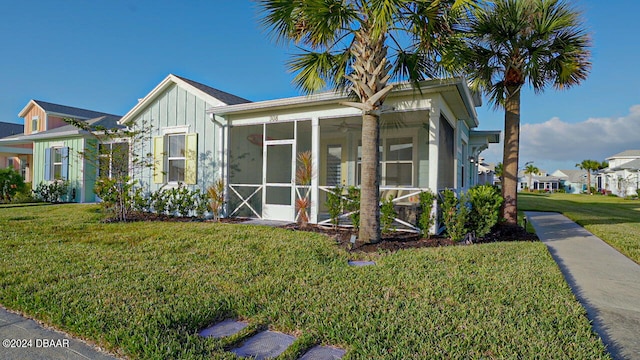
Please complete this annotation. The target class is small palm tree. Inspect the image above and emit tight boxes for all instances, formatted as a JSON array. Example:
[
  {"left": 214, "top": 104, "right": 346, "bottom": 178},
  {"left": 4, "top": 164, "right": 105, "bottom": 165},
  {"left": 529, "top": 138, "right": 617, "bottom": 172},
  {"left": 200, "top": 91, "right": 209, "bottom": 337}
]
[
  {"left": 576, "top": 159, "right": 603, "bottom": 194},
  {"left": 443, "top": 0, "right": 591, "bottom": 224},
  {"left": 524, "top": 163, "right": 540, "bottom": 192},
  {"left": 257, "top": 0, "right": 474, "bottom": 243}
]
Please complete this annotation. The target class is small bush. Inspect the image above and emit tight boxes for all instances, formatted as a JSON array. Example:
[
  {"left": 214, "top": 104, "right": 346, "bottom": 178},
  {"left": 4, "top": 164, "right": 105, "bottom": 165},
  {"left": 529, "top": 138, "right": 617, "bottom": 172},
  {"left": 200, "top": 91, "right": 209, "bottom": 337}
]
[
  {"left": 418, "top": 190, "right": 436, "bottom": 238},
  {"left": 380, "top": 197, "right": 397, "bottom": 234},
  {"left": 208, "top": 179, "right": 225, "bottom": 221},
  {"left": 34, "top": 181, "right": 68, "bottom": 203},
  {"left": 440, "top": 189, "right": 469, "bottom": 243},
  {"left": 343, "top": 186, "right": 360, "bottom": 230},
  {"left": 468, "top": 185, "right": 503, "bottom": 239},
  {"left": 326, "top": 186, "right": 343, "bottom": 229},
  {"left": 0, "top": 167, "right": 26, "bottom": 202}
]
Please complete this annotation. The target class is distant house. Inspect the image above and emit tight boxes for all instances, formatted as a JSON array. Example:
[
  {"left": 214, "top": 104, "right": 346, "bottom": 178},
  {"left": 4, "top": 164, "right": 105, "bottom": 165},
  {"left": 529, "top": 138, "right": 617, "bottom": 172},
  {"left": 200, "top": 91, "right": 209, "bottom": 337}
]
[
  {"left": 476, "top": 158, "right": 497, "bottom": 186},
  {"left": 0, "top": 121, "right": 26, "bottom": 174},
  {"left": 600, "top": 150, "right": 640, "bottom": 197},
  {"left": 0, "top": 100, "right": 122, "bottom": 201},
  {"left": 517, "top": 169, "right": 561, "bottom": 192},
  {"left": 552, "top": 169, "right": 586, "bottom": 194}
]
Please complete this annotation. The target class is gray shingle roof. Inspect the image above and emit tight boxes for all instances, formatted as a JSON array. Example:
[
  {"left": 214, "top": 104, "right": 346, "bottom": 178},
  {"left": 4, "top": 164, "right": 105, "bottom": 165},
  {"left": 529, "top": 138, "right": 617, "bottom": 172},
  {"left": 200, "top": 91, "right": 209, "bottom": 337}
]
[
  {"left": 33, "top": 100, "right": 119, "bottom": 119},
  {"left": 174, "top": 75, "right": 251, "bottom": 105},
  {"left": 556, "top": 169, "right": 585, "bottom": 183},
  {"left": 13, "top": 115, "right": 123, "bottom": 141},
  {"left": 607, "top": 150, "right": 640, "bottom": 159},
  {"left": 611, "top": 159, "right": 640, "bottom": 171},
  {"left": 0, "top": 122, "right": 24, "bottom": 138}
]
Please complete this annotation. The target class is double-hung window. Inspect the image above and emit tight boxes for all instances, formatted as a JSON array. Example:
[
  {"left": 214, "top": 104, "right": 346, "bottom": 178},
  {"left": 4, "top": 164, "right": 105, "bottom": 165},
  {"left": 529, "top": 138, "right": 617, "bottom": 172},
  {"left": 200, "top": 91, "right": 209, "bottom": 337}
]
[
  {"left": 167, "top": 134, "right": 186, "bottom": 182},
  {"left": 44, "top": 146, "right": 69, "bottom": 181},
  {"left": 98, "top": 142, "right": 129, "bottom": 179},
  {"left": 153, "top": 131, "right": 197, "bottom": 184}
]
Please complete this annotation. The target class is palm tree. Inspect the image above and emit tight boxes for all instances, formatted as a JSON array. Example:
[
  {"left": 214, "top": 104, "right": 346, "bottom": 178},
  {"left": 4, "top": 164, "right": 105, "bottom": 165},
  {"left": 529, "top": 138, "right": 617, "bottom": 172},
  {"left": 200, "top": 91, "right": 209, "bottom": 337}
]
[
  {"left": 524, "top": 163, "right": 540, "bottom": 192},
  {"left": 442, "top": 0, "right": 591, "bottom": 224},
  {"left": 576, "top": 159, "right": 603, "bottom": 194},
  {"left": 494, "top": 162, "right": 503, "bottom": 183},
  {"left": 257, "top": 0, "right": 473, "bottom": 243}
]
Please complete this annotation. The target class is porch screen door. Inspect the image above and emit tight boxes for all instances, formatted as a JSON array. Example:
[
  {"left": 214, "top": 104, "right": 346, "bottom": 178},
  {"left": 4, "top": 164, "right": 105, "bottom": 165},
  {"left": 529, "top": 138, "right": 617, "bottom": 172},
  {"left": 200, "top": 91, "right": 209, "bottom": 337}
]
[{"left": 263, "top": 125, "right": 295, "bottom": 221}]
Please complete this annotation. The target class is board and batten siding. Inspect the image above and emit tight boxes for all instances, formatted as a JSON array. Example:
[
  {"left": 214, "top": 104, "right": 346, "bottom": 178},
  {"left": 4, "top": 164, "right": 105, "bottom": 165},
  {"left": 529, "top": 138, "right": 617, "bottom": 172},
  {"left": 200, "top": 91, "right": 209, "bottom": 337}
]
[
  {"left": 132, "top": 83, "right": 222, "bottom": 192},
  {"left": 33, "top": 137, "right": 96, "bottom": 203}
]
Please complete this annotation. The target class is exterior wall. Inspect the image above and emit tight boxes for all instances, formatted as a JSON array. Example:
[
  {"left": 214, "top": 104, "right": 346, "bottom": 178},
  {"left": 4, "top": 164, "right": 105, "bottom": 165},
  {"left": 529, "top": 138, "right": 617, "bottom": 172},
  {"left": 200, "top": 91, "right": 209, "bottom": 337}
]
[
  {"left": 48, "top": 116, "right": 70, "bottom": 130},
  {"left": 23, "top": 105, "right": 46, "bottom": 134},
  {"left": 132, "top": 83, "right": 222, "bottom": 192},
  {"left": 33, "top": 137, "right": 95, "bottom": 202}
]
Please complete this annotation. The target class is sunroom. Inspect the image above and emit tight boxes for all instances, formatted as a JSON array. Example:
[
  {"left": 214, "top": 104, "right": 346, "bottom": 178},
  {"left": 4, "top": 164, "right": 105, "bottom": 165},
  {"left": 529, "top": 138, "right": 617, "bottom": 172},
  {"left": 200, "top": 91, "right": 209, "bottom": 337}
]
[{"left": 208, "top": 78, "right": 498, "bottom": 228}]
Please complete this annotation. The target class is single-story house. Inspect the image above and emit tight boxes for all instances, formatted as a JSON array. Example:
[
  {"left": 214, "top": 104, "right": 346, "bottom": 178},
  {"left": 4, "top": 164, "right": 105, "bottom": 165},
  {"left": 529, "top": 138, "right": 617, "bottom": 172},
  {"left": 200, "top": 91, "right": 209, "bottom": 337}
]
[
  {"left": 551, "top": 169, "right": 587, "bottom": 194},
  {"left": 518, "top": 170, "right": 561, "bottom": 192},
  {"left": 599, "top": 150, "right": 640, "bottom": 197}
]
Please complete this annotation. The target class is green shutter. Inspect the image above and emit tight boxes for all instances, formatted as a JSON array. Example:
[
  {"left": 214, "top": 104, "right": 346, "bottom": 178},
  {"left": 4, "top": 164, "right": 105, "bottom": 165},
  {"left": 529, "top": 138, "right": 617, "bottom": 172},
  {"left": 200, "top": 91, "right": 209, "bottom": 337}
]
[
  {"left": 184, "top": 133, "right": 198, "bottom": 185},
  {"left": 153, "top": 136, "right": 164, "bottom": 184}
]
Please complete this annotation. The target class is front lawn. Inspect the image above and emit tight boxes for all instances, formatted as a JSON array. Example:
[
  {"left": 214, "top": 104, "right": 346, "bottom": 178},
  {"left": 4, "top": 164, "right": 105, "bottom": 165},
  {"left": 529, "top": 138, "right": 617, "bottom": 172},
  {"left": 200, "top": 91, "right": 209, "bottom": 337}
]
[
  {"left": 520, "top": 193, "right": 640, "bottom": 264},
  {"left": 0, "top": 204, "right": 609, "bottom": 359}
]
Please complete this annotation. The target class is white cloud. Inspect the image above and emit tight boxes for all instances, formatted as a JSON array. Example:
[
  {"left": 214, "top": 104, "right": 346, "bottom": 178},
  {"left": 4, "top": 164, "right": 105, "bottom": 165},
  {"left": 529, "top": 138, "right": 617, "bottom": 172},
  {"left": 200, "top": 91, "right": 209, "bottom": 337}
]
[{"left": 481, "top": 105, "right": 640, "bottom": 171}]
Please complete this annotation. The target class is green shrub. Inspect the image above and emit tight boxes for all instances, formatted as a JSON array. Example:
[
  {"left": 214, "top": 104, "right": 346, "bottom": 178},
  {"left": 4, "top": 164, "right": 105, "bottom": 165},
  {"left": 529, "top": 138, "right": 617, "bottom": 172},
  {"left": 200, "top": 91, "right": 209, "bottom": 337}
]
[
  {"left": 440, "top": 189, "right": 469, "bottom": 243},
  {"left": 343, "top": 186, "right": 360, "bottom": 230},
  {"left": 468, "top": 184, "right": 503, "bottom": 238},
  {"left": 34, "top": 181, "right": 68, "bottom": 203},
  {"left": 380, "top": 197, "right": 397, "bottom": 234},
  {"left": 418, "top": 190, "right": 436, "bottom": 238},
  {"left": 326, "top": 186, "right": 343, "bottom": 229},
  {"left": 0, "top": 167, "right": 26, "bottom": 202}
]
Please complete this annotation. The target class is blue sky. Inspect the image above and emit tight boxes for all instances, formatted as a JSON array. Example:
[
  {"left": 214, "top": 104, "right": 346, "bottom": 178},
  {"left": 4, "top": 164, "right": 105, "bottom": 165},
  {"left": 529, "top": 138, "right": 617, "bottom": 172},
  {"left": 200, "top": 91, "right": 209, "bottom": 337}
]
[{"left": 1, "top": 0, "right": 639, "bottom": 172}]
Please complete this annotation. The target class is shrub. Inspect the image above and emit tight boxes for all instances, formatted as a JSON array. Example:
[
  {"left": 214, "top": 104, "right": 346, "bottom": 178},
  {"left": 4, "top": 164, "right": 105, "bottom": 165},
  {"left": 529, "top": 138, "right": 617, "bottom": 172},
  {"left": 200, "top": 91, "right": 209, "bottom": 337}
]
[
  {"left": 343, "top": 186, "right": 360, "bottom": 230},
  {"left": 380, "top": 197, "right": 397, "bottom": 234},
  {"left": 326, "top": 186, "right": 343, "bottom": 229},
  {"left": 34, "top": 181, "right": 68, "bottom": 203},
  {"left": 208, "top": 179, "right": 225, "bottom": 221},
  {"left": 0, "top": 167, "right": 26, "bottom": 202},
  {"left": 94, "top": 177, "right": 138, "bottom": 220},
  {"left": 467, "top": 185, "right": 503, "bottom": 238},
  {"left": 637, "top": 189, "right": 640, "bottom": 199},
  {"left": 440, "top": 189, "right": 469, "bottom": 243},
  {"left": 418, "top": 190, "right": 436, "bottom": 238}
]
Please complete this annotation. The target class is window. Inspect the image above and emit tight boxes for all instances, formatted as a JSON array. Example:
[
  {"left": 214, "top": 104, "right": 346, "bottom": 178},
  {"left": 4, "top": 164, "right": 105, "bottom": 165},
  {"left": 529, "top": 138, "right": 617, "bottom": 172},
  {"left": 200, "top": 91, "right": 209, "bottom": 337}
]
[
  {"left": 31, "top": 116, "right": 39, "bottom": 133},
  {"left": 98, "top": 142, "right": 129, "bottom": 179},
  {"left": 44, "top": 146, "right": 68, "bottom": 181},
  {"left": 167, "top": 134, "right": 186, "bottom": 182},
  {"left": 153, "top": 132, "right": 197, "bottom": 184},
  {"left": 7, "top": 158, "right": 14, "bottom": 169},
  {"left": 357, "top": 136, "right": 415, "bottom": 186}
]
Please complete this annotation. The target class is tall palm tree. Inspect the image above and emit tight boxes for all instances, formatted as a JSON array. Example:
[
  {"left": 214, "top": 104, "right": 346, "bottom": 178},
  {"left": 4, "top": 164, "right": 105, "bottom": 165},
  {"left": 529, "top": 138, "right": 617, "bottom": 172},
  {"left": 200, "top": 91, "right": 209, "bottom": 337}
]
[
  {"left": 442, "top": 0, "right": 591, "bottom": 224},
  {"left": 257, "top": 0, "right": 473, "bottom": 243},
  {"left": 576, "top": 159, "right": 603, "bottom": 194},
  {"left": 524, "top": 163, "right": 540, "bottom": 192}
]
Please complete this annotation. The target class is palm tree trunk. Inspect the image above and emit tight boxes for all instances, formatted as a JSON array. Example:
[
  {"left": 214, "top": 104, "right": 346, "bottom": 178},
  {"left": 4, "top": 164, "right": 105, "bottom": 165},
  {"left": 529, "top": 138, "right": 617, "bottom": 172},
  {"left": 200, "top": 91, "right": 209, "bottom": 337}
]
[
  {"left": 359, "top": 112, "right": 381, "bottom": 243},
  {"left": 502, "top": 86, "right": 521, "bottom": 225}
]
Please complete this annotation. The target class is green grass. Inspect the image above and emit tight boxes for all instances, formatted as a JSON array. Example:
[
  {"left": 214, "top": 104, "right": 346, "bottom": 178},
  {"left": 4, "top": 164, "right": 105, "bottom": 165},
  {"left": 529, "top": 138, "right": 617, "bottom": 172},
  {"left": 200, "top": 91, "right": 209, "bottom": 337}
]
[
  {"left": 520, "top": 193, "right": 640, "bottom": 264},
  {"left": 0, "top": 204, "right": 609, "bottom": 359}
]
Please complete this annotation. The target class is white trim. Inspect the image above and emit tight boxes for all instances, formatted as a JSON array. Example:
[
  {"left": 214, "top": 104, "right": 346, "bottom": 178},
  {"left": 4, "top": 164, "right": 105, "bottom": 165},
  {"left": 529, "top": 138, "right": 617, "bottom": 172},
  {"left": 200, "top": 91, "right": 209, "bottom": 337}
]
[{"left": 162, "top": 125, "right": 190, "bottom": 135}]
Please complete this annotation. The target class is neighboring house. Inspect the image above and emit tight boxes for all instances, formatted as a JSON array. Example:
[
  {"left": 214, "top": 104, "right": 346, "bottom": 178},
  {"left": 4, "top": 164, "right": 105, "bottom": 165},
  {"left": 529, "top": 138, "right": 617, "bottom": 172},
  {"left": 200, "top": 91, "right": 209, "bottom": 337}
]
[
  {"left": 600, "top": 150, "right": 640, "bottom": 197},
  {"left": 0, "top": 121, "right": 27, "bottom": 175},
  {"left": 552, "top": 169, "right": 587, "bottom": 194},
  {"left": 0, "top": 100, "right": 122, "bottom": 201},
  {"left": 476, "top": 158, "right": 497, "bottom": 186},
  {"left": 202, "top": 77, "right": 500, "bottom": 224},
  {"left": 517, "top": 169, "right": 561, "bottom": 192}
]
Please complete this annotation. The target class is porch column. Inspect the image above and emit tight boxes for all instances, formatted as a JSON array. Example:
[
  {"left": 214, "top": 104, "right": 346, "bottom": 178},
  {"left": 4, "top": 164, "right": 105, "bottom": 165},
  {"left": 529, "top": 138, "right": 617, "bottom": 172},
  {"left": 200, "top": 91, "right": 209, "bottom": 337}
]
[
  {"left": 310, "top": 116, "right": 320, "bottom": 223},
  {"left": 428, "top": 106, "right": 440, "bottom": 191}
]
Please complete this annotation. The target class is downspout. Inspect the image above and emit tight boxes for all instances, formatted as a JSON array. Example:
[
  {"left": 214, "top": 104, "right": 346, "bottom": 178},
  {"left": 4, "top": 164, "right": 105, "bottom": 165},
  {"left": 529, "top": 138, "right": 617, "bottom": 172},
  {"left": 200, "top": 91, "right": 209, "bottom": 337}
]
[{"left": 209, "top": 112, "right": 228, "bottom": 218}]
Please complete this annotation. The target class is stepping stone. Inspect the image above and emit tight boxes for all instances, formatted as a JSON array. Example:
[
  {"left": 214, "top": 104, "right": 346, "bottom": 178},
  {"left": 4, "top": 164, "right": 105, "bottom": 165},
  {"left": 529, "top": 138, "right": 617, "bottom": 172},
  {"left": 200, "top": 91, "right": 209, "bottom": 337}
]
[
  {"left": 348, "top": 260, "right": 376, "bottom": 267},
  {"left": 199, "top": 319, "right": 248, "bottom": 338},
  {"left": 231, "top": 330, "right": 296, "bottom": 359},
  {"left": 299, "top": 345, "right": 346, "bottom": 359}
]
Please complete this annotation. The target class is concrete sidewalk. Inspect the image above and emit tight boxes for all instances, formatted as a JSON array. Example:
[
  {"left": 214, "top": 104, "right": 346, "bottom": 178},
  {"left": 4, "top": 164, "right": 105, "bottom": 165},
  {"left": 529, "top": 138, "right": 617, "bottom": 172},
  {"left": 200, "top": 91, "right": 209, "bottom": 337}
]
[
  {"left": 0, "top": 306, "right": 118, "bottom": 360},
  {"left": 526, "top": 211, "right": 640, "bottom": 360}
]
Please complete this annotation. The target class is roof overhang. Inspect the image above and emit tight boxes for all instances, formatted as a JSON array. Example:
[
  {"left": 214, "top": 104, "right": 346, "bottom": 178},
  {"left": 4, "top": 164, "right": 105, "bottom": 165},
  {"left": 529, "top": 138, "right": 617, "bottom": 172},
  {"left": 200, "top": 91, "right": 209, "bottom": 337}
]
[{"left": 208, "top": 77, "right": 480, "bottom": 128}]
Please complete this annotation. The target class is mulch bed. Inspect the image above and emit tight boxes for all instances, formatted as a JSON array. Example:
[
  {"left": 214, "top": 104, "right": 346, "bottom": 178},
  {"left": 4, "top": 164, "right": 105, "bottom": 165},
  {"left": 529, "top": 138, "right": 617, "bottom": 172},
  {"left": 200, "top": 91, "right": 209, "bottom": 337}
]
[
  {"left": 281, "top": 223, "right": 539, "bottom": 253},
  {"left": 104, "top": 212, "right": 538, "bottom": 253}
]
